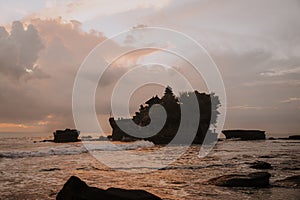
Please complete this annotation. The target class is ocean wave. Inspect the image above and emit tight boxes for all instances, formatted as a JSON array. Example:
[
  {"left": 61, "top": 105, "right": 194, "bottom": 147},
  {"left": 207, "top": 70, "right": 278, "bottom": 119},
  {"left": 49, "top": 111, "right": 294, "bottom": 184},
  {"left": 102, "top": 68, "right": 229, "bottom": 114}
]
[
  {"left": 85, "top": 140, "right": 154, "bottom": 151},
  {"left": 0, "top": 140, "right": 154, "bottom": 159}
]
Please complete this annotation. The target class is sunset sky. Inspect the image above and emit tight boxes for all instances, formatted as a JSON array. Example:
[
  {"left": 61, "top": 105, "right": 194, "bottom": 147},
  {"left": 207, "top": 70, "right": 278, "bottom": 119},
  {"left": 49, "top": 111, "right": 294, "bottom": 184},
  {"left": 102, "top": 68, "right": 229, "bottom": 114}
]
[{"left": 0, "top": 0, "right": 299, "bottom": 136}]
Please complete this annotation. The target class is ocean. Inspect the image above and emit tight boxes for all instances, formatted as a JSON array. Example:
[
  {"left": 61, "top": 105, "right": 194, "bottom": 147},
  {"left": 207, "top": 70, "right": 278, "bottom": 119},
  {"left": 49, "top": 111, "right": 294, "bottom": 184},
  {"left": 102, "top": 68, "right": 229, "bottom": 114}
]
[{"left": 0, "top": 133, "right": 299, "bottom": 200}]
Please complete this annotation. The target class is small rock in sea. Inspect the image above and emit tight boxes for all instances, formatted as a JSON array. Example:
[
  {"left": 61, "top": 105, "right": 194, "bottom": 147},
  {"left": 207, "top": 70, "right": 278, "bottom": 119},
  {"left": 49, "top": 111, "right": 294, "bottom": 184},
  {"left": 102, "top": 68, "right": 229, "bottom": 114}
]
[
  {"left": 288, "top": 135, "right": 300, "bottom": 140},
  {"left": 207, "top": 172, "right": 271, "bottom": 188},
  {"left": 258, "top": 155, "right": 274, "bottom": 159},
  {"left": 249, "top": 161, "right": 272, "bottom": 169},
  {"left": 40, "top": 168, "right": 61, "bottom": 172},
  {"left": 98, "top": 136, "right": 108, "bottom": 141},
  {"left": 222, "top": 130, "right": 266, "bottom": 140},
  {"left": 56, "top": 176, "right": 162, "bottom": 200},
  {"left": 274, "top": 175, "right": 300, "bottom": 188},
  {"left": 282, "top": 167, "right": 300, "bottom": 171},
  {"left": 53, "top": 129, "right": 80, "bottom": 143},
  {"left": 41, "top": 139, "right": 54, "bottom": 143}
]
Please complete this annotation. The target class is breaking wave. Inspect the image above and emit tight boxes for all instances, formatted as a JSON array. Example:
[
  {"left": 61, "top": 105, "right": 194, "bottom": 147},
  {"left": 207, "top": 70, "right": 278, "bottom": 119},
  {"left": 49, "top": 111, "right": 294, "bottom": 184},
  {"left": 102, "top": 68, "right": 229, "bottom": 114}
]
[{"left": 0, "top": 140, "right": 154, "bottom": 159}]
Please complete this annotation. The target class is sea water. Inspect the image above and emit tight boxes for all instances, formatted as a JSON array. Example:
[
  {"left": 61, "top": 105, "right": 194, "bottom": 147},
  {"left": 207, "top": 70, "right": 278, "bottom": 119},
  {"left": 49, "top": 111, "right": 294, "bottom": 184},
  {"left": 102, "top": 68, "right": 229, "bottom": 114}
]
[{"left": 0, "top": 133, "right": 299, "bottom": 199}]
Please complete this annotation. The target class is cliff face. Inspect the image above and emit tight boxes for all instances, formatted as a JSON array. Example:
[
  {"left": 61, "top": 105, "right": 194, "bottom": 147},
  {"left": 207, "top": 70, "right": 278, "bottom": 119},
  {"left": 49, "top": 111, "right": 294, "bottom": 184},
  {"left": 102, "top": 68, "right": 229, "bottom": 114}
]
[{"left": 109, "top": 87, "right": 220, "bottom": 145}]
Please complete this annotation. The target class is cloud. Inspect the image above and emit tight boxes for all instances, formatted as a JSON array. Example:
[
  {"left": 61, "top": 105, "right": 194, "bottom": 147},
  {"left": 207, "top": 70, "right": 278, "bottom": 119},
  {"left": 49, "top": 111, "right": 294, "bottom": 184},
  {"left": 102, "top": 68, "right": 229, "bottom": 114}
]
[
  {"left": 26, "top": 0, "right": 170, "bottom": 26},
  {"left": 243, "top": 80, "right": 300, "bottom": 87},
  {"left": 260, "top": 67, "right": 300, "bottom": 77},
  {"left": 1, "top": 1, "right": 300, "bottom": 134},
  {"left": 0, "top": 19, "right": 106, "bottom": 131},
  {"left": 281, "top": 97, "right": 300, "bottom": 103},
  {"left": 0, "top": 21, "right": 43, "bottom": 79},
  {"left": 227, "top": 105, "right": 277, "bottom": 110},
  {"left": 0, "top": 18, "right": 165, "bottom": 133}
]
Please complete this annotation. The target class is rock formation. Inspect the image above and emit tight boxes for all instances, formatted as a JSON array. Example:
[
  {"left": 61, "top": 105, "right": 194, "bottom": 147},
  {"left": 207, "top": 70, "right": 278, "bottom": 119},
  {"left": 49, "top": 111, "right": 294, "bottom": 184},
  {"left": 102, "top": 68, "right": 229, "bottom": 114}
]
[
  {"left": 222, "top": 130, "right": 266, "bottom": 140},
  {"left": 274, "top": 175, "right": 300, "bottom": 188},
  {"left": 249, "top": 161, "right": 272, "bottom": 169},
  {"left": 288, "top": 135, "right": 300, "bottom": 140},
  {"left": 207, "top": 172, "right": 271, "bottom": 187},
  {"left": 109, "top": 86, "right": 220, "bottom": 145},
  {"left": 56, "top": 176, "right": 162, "bottom": 200},
  {"left": 53, "top": 129, "right": 80, "bottom": 143}
]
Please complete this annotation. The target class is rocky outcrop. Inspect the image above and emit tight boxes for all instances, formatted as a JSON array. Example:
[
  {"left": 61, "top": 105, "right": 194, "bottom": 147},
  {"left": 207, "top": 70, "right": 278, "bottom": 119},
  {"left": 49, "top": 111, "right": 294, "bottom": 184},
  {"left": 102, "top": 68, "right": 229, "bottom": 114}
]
[
  {"left": 53, "top": 129, "right": 80, "bottom": 143},
  {"left": 249, "top": 161, "right": 272, "bottom": 169},
  {"left": 288, "top": 135, "right": 300, "bottom": 140},
  {"left": 274, "top": 175, "right": 300, "bottom": 188},
  {"left": 56, "top": 176, "right": 162, "bottom": 200},
  {"left": 222, "top": 130, "right": 266, "bottom": 140},
  {"left": 109, "top": 87, "right": 220, "bottom": 145},
  {"left": 207, "top": 172, "right": 271, "bottom": 187},
  {"left": 40, "top": 168, "right": 61, "bottom": 172}
]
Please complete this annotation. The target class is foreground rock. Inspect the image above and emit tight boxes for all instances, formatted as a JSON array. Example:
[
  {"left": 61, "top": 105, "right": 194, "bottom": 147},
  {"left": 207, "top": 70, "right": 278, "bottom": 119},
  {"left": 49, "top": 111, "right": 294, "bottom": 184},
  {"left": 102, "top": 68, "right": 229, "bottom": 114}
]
[
  {"left": 53, "top": 129, "right": 80, "bottom": 143},
  {"left": 207, "top": 172, "right": 271, "bottom": 187},
  {"left": 222, "top": 130, "right": 266, "bottom": 140},
  {"left": 249, "top": 161, "right": 272, "bottom": 169},
  {"left": 56, "top": 176, "right": 162, "bottom": 200},
  {"left": 274, "top": 175, "right": 300, "bottom": 188}
]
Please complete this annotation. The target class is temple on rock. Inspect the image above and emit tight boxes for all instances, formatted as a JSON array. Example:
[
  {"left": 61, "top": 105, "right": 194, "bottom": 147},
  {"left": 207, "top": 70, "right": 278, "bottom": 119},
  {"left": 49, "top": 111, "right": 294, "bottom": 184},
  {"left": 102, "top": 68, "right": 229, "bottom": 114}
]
[{"left": 109, "top": 86, "right": 220, "bottom": 144}]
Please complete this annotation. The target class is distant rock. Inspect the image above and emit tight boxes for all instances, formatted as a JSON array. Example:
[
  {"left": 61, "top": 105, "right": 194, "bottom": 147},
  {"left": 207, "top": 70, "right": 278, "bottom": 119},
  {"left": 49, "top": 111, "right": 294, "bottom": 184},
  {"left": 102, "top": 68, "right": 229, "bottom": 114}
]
[
  {"left": 81, "top": 135, "right": 92, "bottom": 140},
  {"left": 222, "top": 130, "right": 266, "bottom": 140},
  {"left": 98, "top": 136, "right": 109, "bottom": 141},
  {"left": 277, "top": 135, "right": 300, "bottom": 140},
  {"left": 281, "top": 167, "right": 300, "bottom": 171},
  {"left": 40, "top": 139, "right": 53, "bottom": 143},
  {"left": 274, "top": 175, "right": 300, "bottom": 188},
  {"left": 56, "top": 176, "right": 162, "bottom": 200},
  {"left": 258, "top": 155, "right": 275, "bottom": 159},
  {"left": 288, "top": 135, "right": 300, "bottom": 140},
  {"left": 40, "top": 168, "right": 61, "bottom": 172},
  {"left": 53, "top": 129, "right": 80, "bottom": 143},
  {"left": 249, "top": 161, "right": 272, "bottom": 169},
  {"left": 207, "top": 172, "right": 271, "bottom": 187}
]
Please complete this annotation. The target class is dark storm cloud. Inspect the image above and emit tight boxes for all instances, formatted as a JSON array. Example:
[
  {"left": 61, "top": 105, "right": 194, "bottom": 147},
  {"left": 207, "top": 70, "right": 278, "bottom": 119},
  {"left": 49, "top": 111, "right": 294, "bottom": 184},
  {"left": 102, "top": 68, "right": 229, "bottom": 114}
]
[{"left": 0, "top": 21, "right": 43, "bottom": 79}]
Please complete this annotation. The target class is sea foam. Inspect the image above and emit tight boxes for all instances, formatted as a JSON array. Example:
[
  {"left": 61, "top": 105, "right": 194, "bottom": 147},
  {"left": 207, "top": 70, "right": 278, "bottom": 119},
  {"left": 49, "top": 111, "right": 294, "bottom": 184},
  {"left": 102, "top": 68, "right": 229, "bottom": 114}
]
[{"left": 0, "top": 140, "right": 154, "bottom": 158}]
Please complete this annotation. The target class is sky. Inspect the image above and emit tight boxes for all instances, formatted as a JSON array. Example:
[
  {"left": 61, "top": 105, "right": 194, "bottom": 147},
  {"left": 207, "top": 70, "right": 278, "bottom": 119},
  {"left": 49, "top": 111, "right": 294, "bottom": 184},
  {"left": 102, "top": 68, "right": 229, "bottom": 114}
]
[{"left": 0, "top": 0, "right": 299, "bottom": 136}]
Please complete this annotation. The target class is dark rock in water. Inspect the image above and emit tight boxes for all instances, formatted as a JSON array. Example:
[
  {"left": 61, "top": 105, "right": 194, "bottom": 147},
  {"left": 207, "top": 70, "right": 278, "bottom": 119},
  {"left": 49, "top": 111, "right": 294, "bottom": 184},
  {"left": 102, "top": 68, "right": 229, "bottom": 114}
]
[
  {"left": 105, "top": 188, "right": 161, "bottom": 200},
  {"left": 98, "top": 136, "right": 108, "bottom": 141},
  {"left": 282, "top": 167, "right": 300, "bottom": 171},
  {"left": 288, "top": 135, "right": 300, "bottom": 140},
  {"left": 81, "top": 135, "right": 93, "bottom": 140},
  {"left": 40, "top": 168, "right": 61, "bottom": 172},
  {"left": 249, "top": 161, "right": 272, "bottom": 169},
  {"left": 274, "top": 175, "right": 300, "bottom": 188},
  {"left": 56, "top": 176, "right": 162, "bottom": 200},
  {"left": 41, "top": 139, "right": 54, "bottom": 143},
  {"left": 258, "top": 155, "right": 275, "bottom": 159},
  {"left": 207, "top": 172, "right": 271, "bottom": 187},
  {"left": 222, "top": 130, "right": 266, "bottom": 140},
  {"left": 53, "top": 129, "right": 80, "bottom": 143}
]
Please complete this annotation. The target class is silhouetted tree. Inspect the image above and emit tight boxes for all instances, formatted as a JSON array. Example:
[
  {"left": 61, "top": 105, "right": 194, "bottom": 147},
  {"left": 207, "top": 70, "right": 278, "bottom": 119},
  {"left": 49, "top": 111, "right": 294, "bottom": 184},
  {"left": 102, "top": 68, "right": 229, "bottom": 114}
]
[{"left": 110, "top": 86, "right": 221, "bottom": 144}]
